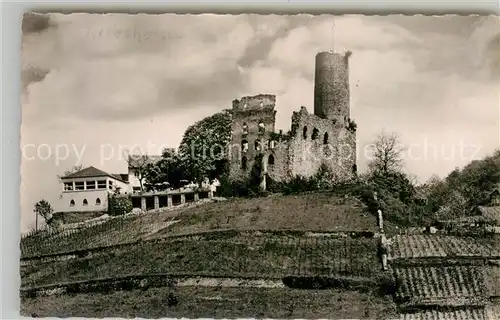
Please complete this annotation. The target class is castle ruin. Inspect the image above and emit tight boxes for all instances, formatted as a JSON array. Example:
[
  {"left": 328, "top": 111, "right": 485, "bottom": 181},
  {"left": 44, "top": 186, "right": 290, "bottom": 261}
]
[{"left": 229, "top": 51, "right": 357, "bottom": 190}]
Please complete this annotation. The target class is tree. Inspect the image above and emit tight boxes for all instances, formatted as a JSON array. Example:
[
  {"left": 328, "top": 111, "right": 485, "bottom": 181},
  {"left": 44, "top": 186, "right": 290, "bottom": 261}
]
[
  {"left": 126, "top": 153, "right": 156, "bottom": 191},
  {"left": 34, "top": 199, "right": 53, "bottom": 229},
  {"left": 178, "top": 110, "right": 232, "bottom": 182},
  {"left": 368, "top": 131, "right": 406, "bottom": 177},
  {"left": 58, "top": 165, "right": 83, "bottom": 179},
  {"left": 143, "top": 148, "right": 185, "bottom": 190}
]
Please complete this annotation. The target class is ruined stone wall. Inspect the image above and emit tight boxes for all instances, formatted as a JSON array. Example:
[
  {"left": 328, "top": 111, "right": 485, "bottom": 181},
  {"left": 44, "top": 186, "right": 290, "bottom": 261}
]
[
  {"left": 228, "top": 51, "right": 356, "bottom": 187},
  {"left": 229, "top": 94, "right": 277, "bottom": 182},
  {"left": 263, "top": 141, "right": 290, "bottom": 182},
  {"left": 287, "top": 106, "right": 356, "bottom": 181},
  {"left": 314, "top": 51, "right": 351, "bottom": 122}
]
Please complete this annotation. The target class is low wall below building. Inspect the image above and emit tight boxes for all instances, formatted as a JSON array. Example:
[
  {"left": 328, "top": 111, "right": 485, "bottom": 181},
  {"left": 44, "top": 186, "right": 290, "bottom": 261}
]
[
  {"left": 52, "top": 211, "right": 106, "bottom": 224},
  {"left": 130, "top": 188, "right": 214, "bottom": 212}
]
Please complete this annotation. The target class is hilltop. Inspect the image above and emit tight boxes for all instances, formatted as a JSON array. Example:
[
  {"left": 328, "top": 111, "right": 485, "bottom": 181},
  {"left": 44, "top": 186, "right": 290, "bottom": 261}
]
[{"left": 21, "top": 191, "right": 378, "bottom": 258}]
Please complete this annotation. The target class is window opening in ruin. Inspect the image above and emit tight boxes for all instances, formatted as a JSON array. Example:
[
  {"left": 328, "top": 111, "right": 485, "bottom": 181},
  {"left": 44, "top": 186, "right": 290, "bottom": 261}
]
[
  {"left": 242, "top": 123, "right": 248, "bottom": 134},
  {"left": 255, "top": 139, "right": 262, "bottom": 151},
  {"left": 242, "top": 140, "right": 249, "bottom": 153},
  {"left": 268, "top": 154, "right": 275, "bottom": 165},
  {"left": 260, "top": 101, "right": 264, "bottom": 107},
  {"left": 323, "top": 132, "right": 329, "bottom": 144},
  {"left": 258, "top": 122, "right": 265, "bottom": 133},
  {"left": 70, "top": 199, "right": 75, "bottom": 207},
  {"left": 242, "top": 156, "right": 247, "bottom": 170},
  {"left": 83, "top": 199, "right": 88, "bottom": 206},
  {"left": 303, "top": 127, "right": 308, "bottom": 139},
  {"left": 352, "top": 164, "right": 358, "bottom": 174},
  {"left": 243, "top": 103, "right": 248, "bottom": 109},
  {"left": 269, "top": 140, "right": 276, "bottom": 149},
  {"left": 312, "top": 128, "right": 319, "bottom": 140},
  {"left": 96, "top": 198, "right": 101, "bottom": 205}
]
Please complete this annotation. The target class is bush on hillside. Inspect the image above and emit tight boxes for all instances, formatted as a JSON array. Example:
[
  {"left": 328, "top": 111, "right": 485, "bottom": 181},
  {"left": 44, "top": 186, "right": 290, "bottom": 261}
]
[{"left": 108, "top": 195, "right": 133, "bottom": 216}]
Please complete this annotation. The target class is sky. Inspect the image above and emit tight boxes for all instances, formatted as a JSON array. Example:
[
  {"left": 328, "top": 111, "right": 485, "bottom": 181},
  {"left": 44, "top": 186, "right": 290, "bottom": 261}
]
[{"left": 21, "top": 13, "right": 500, "bottom": 232}]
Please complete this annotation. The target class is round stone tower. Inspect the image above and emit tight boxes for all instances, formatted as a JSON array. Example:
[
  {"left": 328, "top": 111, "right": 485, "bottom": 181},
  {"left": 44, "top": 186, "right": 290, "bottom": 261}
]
[{"left": 313, "top": 50, "right": 352, "bottom": 121}]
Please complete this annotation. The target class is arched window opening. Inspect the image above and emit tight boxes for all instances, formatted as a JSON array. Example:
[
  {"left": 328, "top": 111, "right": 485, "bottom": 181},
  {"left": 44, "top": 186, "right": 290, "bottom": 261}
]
[
  {"left": 70, "top": 199, "right": 75, "bottom": 207},
  {"left": 243, "top": 103, "right": 248, "bottom": 109},
  {"left": 96, "top": 198, "right": 101, "bottom": 206},
  {"left": 255, "top": 139, "right": 262, "bottom": 151},
  {"left": 323, "top": 132, "right": 329, "bottom": 145},
  {"left": 303, "top": 126, "right": 308, "bottom": 139},
  {"left": 242, "top": 156, "right": 247, "bottom": 170},
  {"left": 83, "top": 199, "right": 88, "bottom": 206},
  {"left": 242, "top": 123, "right": 248, "bottom": 134},
  {"left": 312, "top": 128, "right": 319, "bottom": 140},
  {"left": 269, "top": 140, "right": 276, "bottom": 149},
  {"left": 268, "top": 154, "right": 275, "bottom": 166},
  {"left": 258, "top": 122, "right": 265, "bottom": 133},
  {"left": 242, "top": 139, "right": 249, "bottom": 153},
  {"left": 352, "top": 164, "right": 358, "bottom": 174}
]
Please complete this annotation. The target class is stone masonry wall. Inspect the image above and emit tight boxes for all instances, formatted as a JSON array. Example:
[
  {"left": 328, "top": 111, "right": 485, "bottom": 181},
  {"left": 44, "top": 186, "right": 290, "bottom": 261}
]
[
  {"left": 314, "top": 51, "right": 351, "bottom": 122},
  {"left": 287, "top": 106, "right": 356, "bottom": 181},
  {"left": 263, "top": 141, "right": 290, "bottom": 182},
  {"left": 229, "top": 94, "right": 277, "bottom": 182}
]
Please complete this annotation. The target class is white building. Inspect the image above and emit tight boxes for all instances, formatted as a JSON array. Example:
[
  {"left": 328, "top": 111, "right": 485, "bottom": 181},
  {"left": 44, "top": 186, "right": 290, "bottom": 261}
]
[
  {"left": 59, "top": 166, "right": 130, "bottom": 213},
  {"left": 127, "top": 154, "right": 163, "bottom": 192}
]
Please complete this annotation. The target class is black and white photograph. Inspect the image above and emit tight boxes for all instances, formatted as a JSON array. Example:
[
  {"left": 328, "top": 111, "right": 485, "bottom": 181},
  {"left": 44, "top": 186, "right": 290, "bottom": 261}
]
[{"left": 20, "top": 12, "right": 499, "bottom": 319}]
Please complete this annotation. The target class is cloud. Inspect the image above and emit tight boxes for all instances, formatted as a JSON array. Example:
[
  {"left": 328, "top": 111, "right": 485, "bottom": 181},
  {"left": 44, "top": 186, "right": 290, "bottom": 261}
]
[
  {"left": 21, "top": 14, "right": 290, "bottom": 126},
  {"left": 21, "top": 13, "right": 55, "bottom": 89}
]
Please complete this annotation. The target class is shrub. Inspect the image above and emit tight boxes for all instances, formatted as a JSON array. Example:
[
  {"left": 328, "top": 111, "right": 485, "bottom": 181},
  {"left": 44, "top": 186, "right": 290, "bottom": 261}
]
[
  {"left": 108, "top": 195, "right": 133, "bottom": 216},
  {"left": 280, "top": 165, "right": 339, "bottom": 195}
]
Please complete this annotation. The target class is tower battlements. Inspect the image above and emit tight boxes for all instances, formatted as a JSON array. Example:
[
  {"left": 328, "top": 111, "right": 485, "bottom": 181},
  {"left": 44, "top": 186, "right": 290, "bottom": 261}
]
[{"left": 232, "top": 94, "right": 276, "bottom": 112}]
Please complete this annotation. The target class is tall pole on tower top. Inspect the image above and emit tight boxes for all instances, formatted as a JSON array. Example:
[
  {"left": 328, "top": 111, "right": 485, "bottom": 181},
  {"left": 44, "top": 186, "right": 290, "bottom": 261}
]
[{"left": 330, "top": 16, "right": 335, "bottom": 53}]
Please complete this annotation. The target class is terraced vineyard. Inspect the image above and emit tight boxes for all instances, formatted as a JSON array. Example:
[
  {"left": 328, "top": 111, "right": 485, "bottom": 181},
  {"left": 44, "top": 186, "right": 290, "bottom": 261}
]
[
  {"left": 20, "top": 214, "right": 178, "bottom": 257},
  {"left": 21, "top": 235, "right": 380, "bottom": 288},
  {"left": 394, "top": 266, "right": 486, "bottom": 305},
  {"left": 388, "top": 235, "right": 500, "bottom": 260},
  {"left": 399, "top": 307, "right": 493, "bottom": 320}
]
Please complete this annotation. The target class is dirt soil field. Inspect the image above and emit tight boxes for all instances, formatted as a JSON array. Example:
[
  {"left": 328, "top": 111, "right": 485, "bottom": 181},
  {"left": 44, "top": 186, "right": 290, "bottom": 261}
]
[{"left": 21, "top": 286, "right": 398, "bottom": 319}]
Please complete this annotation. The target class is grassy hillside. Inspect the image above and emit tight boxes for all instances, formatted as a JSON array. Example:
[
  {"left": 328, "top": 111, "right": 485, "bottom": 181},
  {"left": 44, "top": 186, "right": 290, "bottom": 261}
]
[
  {"left": 21, "top": 192, "right": 378, "bottom": 258},
  {"left": 21, "top": 286, "right": 398, "bottom": 319},
  {"left": 159, "top": 192, "right": 377, "bottom": 236}
]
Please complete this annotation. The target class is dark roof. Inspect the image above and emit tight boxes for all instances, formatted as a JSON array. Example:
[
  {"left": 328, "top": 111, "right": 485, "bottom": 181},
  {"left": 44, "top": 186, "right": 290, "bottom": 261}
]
[
  {"left": 127, "top": 154, "right": 162, "bottom": 168},
  {"left": 112, "top": 174, "right": 129, "bottom": 182},
  {"left": 477, "top": 206, "right": 500, "bottom": 225},
  {"left": 388, "top": 235, "right": 500, "bottom": 260},
  {"left": 394, "top": 266, "right": 487, "bottom": 307},
  {"left": 399, "top": 307, "right": 490, "bottom": 320},
  {"left": 61, "top": 166, "right": 128, "bottom": 183}
]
